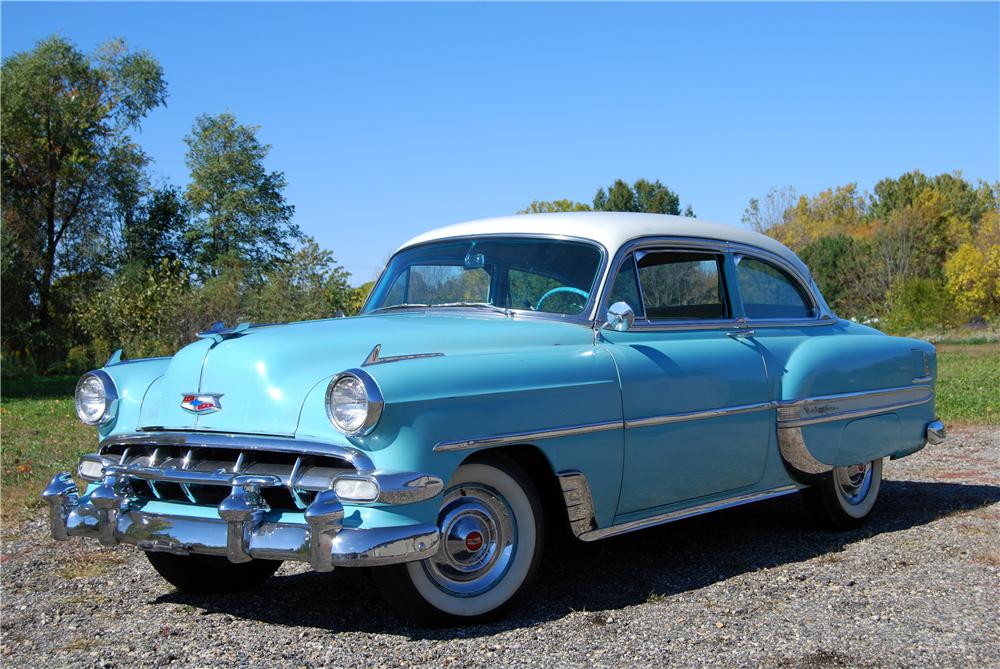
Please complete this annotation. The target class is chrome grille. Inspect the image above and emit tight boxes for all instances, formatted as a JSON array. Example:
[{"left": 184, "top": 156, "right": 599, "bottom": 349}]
[{"left": 99, "top": 442, "right": 355, "bottom": 510}]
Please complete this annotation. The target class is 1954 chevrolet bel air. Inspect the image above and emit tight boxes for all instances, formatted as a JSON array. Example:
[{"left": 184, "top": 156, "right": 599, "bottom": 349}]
[{"left": 43, "top": 212, "right": 945, "bottom": 624}]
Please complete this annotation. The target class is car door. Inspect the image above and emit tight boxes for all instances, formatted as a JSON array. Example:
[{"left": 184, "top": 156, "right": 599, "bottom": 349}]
[{"left": 600, "top": 243, "right": 772, "bottom": 516}]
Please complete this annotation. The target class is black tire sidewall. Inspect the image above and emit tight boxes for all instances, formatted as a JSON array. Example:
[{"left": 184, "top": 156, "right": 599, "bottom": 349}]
[{"left": 145, "top": 551, "right": 282, "bottom": 594}]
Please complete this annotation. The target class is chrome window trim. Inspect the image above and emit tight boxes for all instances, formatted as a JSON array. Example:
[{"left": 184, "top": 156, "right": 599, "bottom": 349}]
[
  {"left": 361, "top": 233, "right": 609, "bottom": 325},
  {"left": 595, "top": 235, "right": 836, "bottom": 330},
  {"left": 730, "top": 247, "right": 831, "bottom": 323}
]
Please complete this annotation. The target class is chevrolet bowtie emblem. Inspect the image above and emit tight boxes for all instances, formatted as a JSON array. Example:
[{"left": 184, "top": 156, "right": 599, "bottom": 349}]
[{"left": 181, "top": 393, "right": 223, "bottom": 414}]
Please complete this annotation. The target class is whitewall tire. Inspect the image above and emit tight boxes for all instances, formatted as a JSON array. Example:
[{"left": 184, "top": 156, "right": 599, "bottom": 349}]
[
  {"left": 804, "top": 458, "right": 883, "bottom": 530},
  {"left": 373, "top": 454, "right": 544, "bottom": 625}
]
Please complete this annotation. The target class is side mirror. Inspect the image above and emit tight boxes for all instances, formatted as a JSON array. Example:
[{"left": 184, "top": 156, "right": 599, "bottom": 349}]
[{"left": 603, "top": 302, "right": 635, "bottom": 332}]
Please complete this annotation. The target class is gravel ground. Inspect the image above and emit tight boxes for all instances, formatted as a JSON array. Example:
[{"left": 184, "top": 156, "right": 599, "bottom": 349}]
[{"left": 2, "top": 425, "right": 998, "bottom": 669}]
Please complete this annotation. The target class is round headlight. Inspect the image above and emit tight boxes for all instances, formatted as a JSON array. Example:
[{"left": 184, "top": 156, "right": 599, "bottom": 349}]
[
  {"left": 75, "top": 371, "right": 117, "bottom": 426},
  {"left": 325, "top": 369, "right": 383, "bottom": 436}
]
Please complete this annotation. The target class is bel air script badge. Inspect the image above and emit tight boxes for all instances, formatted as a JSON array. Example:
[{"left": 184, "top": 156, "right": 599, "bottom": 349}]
[{"left": 181, "top": 393, "right": 223, "bottom": 414}]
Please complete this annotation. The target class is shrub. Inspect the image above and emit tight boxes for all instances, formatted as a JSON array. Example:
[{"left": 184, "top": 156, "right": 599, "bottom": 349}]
[
  {"left": 882, "top": 278, "right": 957, "bottom": 334},
  {"left": 0, "top": 350, "right": 37, "bottom": 379}
]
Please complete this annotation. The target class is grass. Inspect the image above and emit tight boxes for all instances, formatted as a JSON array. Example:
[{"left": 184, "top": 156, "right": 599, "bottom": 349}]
[
  {"left": 935, "top": 343, "right": 1000, "bottom": 425},
  {"left": 0, "top": 342, "right": 996, "bottom": 522},
  {"left": 1, "top": 375, "right": 93, "bottom": 522},
  {"left": 54, "top": 548, "right": 131, "bottom": 579}
]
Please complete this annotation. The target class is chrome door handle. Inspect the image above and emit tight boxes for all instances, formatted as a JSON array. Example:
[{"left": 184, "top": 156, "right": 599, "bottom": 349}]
[{"left": 727, "top": 329, "right": 756, "bottom": 338}]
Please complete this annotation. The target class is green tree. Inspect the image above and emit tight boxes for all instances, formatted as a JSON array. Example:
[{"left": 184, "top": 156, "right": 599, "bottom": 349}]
[
  {"left": 117, "top": 185, "right": 191, "bottom": 268},
  {"left": 184, "top": 112, "right": 300, "bottom": 280},
  {"left": 881, "top": 278, "right": 957, "bottom": 334},
  {"left": 517, "top": 199, "right": 591, "bottom": 214},
  {"left": 80, "top": 258, "right": 192, "bottom": 359},
  {"left": 798, "top": 235, "right": 876, "bottom": 319},
  {"left": 347, "top": 280, "right": 376, "bottom": 315},
  {"left": 251, "top": 238, "right": 354, "bottom": 322},
  {"left": 1, "top": 35, "right": 167, "bottom": 337},
  {"left": 593, "top": 178, "right": 694, "bottom": 216}
]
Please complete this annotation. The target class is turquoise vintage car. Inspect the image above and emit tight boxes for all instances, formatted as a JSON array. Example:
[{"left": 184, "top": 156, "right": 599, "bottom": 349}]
[{"left": 44, "top": 212, "right": 945, "bottom": 624}]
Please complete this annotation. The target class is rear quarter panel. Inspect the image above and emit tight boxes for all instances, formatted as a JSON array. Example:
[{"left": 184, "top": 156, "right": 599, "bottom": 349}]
[{"left": 763, "top": 321, "right": 936, "bottom": 468}]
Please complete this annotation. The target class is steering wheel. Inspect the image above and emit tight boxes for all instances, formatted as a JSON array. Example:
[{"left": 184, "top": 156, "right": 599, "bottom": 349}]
[{"left": 534, "top": 286, "right": 591, "bottom": 312}]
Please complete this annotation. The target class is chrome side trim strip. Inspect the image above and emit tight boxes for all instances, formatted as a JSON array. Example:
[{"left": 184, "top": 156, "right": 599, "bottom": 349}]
[
  {"left": 101, "top": 432, "right": 376, "bottom": 473},
  {"left": 362, "top": 344, "right": 444, "bottom": 367},
  {"left": 433, "top": 420, "right": 622, "bottom": 452},
  {"left": 625, "top": 401, "right": 774, "bottom": 430},
  {"left": 434, "top": 385, "right": 932, "bottom": 453},
  {"left": 776, "top": 385, "right": 933, "bottom": 428},
  {"left": 556, "top": 470, "right": 798, "bottom": 542}
]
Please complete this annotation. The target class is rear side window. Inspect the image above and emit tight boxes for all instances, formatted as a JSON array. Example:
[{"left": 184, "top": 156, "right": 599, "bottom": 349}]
[
  {"left": 635, "top": 251, "right": 729, "bottom": 320},
  {"left": 735, "top": 256, "right": 815, "bottom": 319}
]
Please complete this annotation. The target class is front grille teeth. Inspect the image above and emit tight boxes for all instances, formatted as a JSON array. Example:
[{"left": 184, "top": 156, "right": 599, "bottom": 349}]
[{"left": 98, "top": 443, "right": 354, "bottom": 511}]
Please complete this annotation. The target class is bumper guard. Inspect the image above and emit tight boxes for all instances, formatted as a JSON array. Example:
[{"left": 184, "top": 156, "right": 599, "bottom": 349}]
[{"left": 43, "top": 467, "right": 440, "bottom": 570}]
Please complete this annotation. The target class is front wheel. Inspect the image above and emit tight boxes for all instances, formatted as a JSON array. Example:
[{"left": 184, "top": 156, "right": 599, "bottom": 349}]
[
  {"left": 803, "top": 458, "right": 883, "bottom": 530},
  {"left": 145, "top": 551, "right": 282, "bottom": 594},
  {"left": 373, "top": 454, "right": 544, "bottom": 626}
]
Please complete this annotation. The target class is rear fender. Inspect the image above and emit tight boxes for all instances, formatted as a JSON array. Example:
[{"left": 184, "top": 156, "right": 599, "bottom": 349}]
[{"left": 776, "top": 334, "right": 936, "bottom": 481}]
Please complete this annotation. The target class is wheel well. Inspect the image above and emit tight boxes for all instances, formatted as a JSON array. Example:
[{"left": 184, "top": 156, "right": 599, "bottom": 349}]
[{"left": 463, "top": 444, "right": 571, "bottom": 540}]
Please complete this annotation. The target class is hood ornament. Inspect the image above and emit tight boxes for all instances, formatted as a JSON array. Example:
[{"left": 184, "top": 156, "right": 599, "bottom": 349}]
[
  {"left": 362, "top": 344, "right": 444, "bottom": 367},
  {"left": 181, "top": 393, "right": 224, "bottom": 414}
]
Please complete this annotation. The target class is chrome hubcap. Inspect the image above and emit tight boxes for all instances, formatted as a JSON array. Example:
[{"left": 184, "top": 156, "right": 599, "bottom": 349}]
[
  {"left": 834, "top": 461, "right": 873, "bottom": 505},
  {"left": 424, "top": 484, "right": 516, "bottom": 597}
]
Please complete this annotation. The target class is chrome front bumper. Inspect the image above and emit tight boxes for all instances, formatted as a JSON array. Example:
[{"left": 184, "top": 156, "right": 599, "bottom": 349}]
[{"left": 42, "top": 471, "right": 440, "bottom": 570}]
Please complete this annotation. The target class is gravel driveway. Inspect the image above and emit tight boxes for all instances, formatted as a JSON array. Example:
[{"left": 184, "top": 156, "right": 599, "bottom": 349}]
[{"left": 2, "top": 426, "right": 998, "bottom": 668}]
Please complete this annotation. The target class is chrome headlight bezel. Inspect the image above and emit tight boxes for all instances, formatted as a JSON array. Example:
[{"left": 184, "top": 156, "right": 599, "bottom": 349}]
[
  {"left": 325, "top": 368, "right": 384, "bottom": 436},
  {"left": 74, "top": 370, "right": 119, "bottom": 426}
]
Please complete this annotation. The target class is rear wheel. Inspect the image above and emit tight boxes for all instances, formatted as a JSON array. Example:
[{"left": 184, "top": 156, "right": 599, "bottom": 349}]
[
  {"left": 373, "top": 454, "right": 544, "bottom": 626},
  {"left": 803, "top": 458, "right": 883, "bottom": 530},
  {"left": 145, "top": 551, "right": 282, "bottom": 594}
]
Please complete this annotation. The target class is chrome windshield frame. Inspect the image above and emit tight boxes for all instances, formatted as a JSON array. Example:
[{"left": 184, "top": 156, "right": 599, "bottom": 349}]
[{"left": 361, "top": 233, "right": 609, "bottom": 326}]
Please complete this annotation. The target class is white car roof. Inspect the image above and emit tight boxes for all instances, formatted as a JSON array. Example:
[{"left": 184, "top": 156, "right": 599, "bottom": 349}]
[{"left": 399, "top": 212, "right": 811, "bottom": 279}]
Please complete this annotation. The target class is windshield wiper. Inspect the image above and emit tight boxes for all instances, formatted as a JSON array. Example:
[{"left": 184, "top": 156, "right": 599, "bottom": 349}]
[
  {"left": 369, "top": 303, "right": 432, "bottom": 313},
  {"left": 434, "top": 302, "right": 514, "bottom": 316}
]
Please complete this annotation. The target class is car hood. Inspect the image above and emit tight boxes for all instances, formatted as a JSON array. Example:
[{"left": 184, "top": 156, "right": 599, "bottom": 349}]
[{"left": 138, "top": 312, "right": 594, "bottom": 436}]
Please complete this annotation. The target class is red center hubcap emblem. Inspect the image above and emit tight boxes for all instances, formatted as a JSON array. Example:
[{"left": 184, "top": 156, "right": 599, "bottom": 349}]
[{"left": 465, "top": 531, "right": 483, "bottom": 552}]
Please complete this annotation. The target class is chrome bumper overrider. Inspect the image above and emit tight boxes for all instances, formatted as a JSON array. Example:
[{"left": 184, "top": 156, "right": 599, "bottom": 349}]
[
  {"left": 926, "top": 419, "right": 946, "bottom": 445},
  {"left": 42, "top": 470, "right": 440, "bottom": 570}
]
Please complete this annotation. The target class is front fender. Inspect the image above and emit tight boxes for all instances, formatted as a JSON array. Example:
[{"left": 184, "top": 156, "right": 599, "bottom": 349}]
[{"left": 295, "top": 345, "right": 625, "bottom": 528}]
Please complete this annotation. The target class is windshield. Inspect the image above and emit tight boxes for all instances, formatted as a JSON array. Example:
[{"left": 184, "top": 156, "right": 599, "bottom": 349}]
[{"left": 363, "top": 237, "right": 603, "bottom": 316}]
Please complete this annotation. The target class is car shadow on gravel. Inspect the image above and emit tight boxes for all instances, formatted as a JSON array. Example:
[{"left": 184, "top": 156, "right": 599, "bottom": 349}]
[{"left": 153, "top": 479, "right": 999, "bottom": 639}]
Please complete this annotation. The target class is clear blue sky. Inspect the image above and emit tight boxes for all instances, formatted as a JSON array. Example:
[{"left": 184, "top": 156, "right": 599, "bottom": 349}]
[{"left": 3, "top": 2, "right": 998, "bottom": 283}]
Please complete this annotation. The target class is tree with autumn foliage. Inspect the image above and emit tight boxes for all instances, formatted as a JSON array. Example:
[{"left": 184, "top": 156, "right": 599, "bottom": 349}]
[{"left": 744, "top": 171, "right": 1000, "bottom": 329}]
